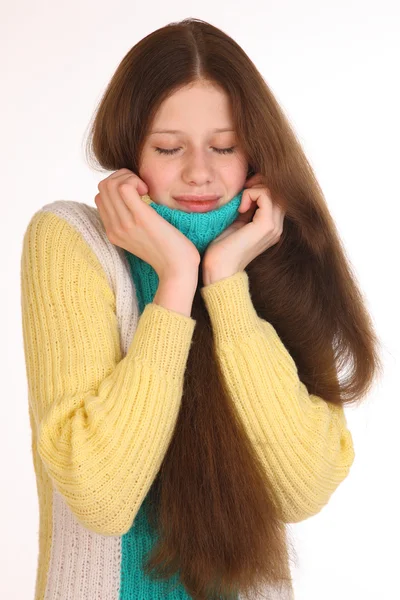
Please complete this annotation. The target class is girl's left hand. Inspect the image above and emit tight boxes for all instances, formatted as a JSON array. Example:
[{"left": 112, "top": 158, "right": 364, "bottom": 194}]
[{"left": 202, "top": 174, "right": 285, "bottom": 281}]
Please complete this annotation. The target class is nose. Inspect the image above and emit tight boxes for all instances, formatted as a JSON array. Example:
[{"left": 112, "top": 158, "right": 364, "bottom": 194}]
[{"left": 183, "top": 149, "right": 214, "bottom": 184}]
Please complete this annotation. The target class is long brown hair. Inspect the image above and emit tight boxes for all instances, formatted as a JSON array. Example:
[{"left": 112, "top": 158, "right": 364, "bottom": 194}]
[{"left": 84, "top": 17, "right": 383, "bottom": 600}]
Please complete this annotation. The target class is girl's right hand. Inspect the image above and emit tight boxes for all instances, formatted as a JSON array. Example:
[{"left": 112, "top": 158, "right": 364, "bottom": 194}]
[{"left": 95, "top": 168, "right": 200, "bottom": 280}]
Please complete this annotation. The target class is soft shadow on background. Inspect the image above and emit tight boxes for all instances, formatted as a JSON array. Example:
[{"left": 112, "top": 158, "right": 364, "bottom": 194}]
[{"left": 2, "top": 1, "right": 399, "bottom": 599}]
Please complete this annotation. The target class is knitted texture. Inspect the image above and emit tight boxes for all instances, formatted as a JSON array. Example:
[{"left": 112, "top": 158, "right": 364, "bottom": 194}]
[
  {"left": 125, "top": 191, "right": 242, "bottom": 314},
  {"left": 20, "top": 200, "right": 355, "bottom": 600}
]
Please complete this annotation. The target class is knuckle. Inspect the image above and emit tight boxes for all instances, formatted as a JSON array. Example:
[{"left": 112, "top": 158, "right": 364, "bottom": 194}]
[
  {"left": 119, "top": 219, "right": 134, "bottom": 234},
  {"left": 118, "top": 181, "right": 131, "bottom": 193},
  {"left": 119, "top": 181, "right": 137, "bottom": 199},
  {"left": 119, "top": 220, "right": 134, "bottom": 237}
]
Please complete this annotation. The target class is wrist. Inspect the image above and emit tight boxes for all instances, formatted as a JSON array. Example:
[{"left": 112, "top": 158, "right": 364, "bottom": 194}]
[
  {"left": 202, "top": 266, "right": 239, "bottom": 286},
  {"left": 154, "top": 275, "right": 197, "bottom": 318},
  {"left": 159, "top": 264, "right": 199, "bottom": 286}
]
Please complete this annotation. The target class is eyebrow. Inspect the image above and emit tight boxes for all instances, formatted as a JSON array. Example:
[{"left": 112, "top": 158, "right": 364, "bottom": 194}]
[{"left": 149, "top": 128, "right": 235, "bottom": 135}]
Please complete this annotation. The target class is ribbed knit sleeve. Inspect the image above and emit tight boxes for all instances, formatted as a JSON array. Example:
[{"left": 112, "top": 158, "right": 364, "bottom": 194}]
[
  {"left": 20, "top": 209, "right": 196, "bottom": 536},
  {"left": 200, "top": 270, "right": 355, "bottom": 524}
]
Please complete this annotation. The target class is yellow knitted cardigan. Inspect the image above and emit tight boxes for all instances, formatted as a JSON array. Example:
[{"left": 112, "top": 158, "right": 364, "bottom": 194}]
[{"left": 21, "top": 206, "right": 355, "bottom": 541}]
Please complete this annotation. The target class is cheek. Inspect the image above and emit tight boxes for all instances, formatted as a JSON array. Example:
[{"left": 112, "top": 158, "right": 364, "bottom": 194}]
[
  {"left": 139, "top": 162, "right": 176, "bottom": 200},
  {"left": 139, "top": 155, "right": 160, "bottom": 183},
  {"left": 138, "top": 164, "right": 158, "bottom": 199},
  {"left": 231, "top": 151, "right": 249, "bottom": 174},
  {"left": 226, "top": 158, "right": 248, "bottom": 184}
]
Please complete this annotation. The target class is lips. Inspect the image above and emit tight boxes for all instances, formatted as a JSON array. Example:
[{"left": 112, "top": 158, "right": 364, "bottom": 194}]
[
  {"left": 174, "top": 195, "right": 221, "bottom": 202},
  {"left": 174, "top": 198, "right": 219, "bottom": 213}
]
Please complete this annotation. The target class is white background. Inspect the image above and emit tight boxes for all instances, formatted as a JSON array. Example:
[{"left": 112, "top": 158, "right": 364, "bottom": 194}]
[{"left": 2, "top": 1, "right": 399, "bottom": 598}]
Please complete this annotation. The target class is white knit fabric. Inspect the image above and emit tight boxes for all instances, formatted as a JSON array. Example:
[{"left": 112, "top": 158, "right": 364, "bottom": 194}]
[{"left": 39, "top": 200, "right": 138, "bottom": 600}]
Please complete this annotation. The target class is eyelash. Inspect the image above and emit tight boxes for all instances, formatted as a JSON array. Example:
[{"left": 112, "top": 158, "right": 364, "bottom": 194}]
[{"left": 154, "top": 146, "right": 236, "bottom": 156}]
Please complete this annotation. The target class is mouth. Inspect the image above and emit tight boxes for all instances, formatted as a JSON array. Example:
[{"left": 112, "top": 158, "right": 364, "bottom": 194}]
[
  {"left": 173, "top": 195, "right": 221, "bottom": 213},
  {"left": 174, "top": 198, "right": 220, "bottom": 212}
]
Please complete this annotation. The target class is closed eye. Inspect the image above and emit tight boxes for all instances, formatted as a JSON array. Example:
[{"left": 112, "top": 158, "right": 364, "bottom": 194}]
[{"left": 155, "top": 146, "right": 236, "bottom": 155}]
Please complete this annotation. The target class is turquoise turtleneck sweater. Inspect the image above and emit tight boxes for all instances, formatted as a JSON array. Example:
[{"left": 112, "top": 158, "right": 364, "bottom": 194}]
[
  {"left": 124, "top": 190, "right": 243, "bottom": 315},
  {"left": 121, "top": 190, "right": 243, "bottom": 599}
]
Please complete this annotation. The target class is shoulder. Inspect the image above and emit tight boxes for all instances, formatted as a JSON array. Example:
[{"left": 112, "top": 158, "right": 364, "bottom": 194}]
[
  {"left": 21, "top": 200, "right": 139, "bottom": 356},
  {"left": 22, "top": 200, "right": 129, "bottom": 295},
  {"left": 23, "top": 200, "right": 107, "bottom": 266}
]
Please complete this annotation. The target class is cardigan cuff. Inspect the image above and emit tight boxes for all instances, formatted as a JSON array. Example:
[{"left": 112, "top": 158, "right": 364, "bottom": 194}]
[{"left": 200, "top": 270, "right": 264, "bottom": 347}]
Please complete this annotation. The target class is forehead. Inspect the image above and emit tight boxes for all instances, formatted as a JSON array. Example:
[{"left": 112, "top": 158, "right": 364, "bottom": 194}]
[{"left": 149, "top": 83, "right": 234, "bottom": 135}]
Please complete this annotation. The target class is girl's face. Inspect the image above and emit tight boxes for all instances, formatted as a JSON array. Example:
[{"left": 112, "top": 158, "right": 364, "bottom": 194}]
[{"left": 138, "top": 80, "right": 249, "bottom": 212}]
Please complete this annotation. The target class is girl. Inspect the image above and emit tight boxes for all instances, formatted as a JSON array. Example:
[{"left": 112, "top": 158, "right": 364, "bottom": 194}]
[{"left": 20, "top": 17, "right": 382, "bottom": 600}]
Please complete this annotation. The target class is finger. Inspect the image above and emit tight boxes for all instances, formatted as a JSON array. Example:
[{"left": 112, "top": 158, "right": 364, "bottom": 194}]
[
  {"left": 98, "top": 174, "right": 135, "bottom": 231},
  {"left": 248, "top": 192, "right": 276, "bottom": 229},
  {"left": 271, "top": 202, "right": 286, "bottom": 230},
  {"left": 240, "top": 188, "right": 266, "bottom": 213},
  {"left": 104, "top": 168, "right": 135, "bottom": 182},
  {"left": 97, "top": 170, "right": 132, "bottom": 224},
  {"left": 112, "top": 175, "right": 144, "bottom": 225}
]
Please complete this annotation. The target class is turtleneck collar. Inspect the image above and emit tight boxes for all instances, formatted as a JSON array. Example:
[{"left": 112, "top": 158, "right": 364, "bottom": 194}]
[
  {"left": 139, "top": 190, "right": 244, "bottom": 255},
  {"left": 124, "top": 189, "right": 245, "bottom": 315}
]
